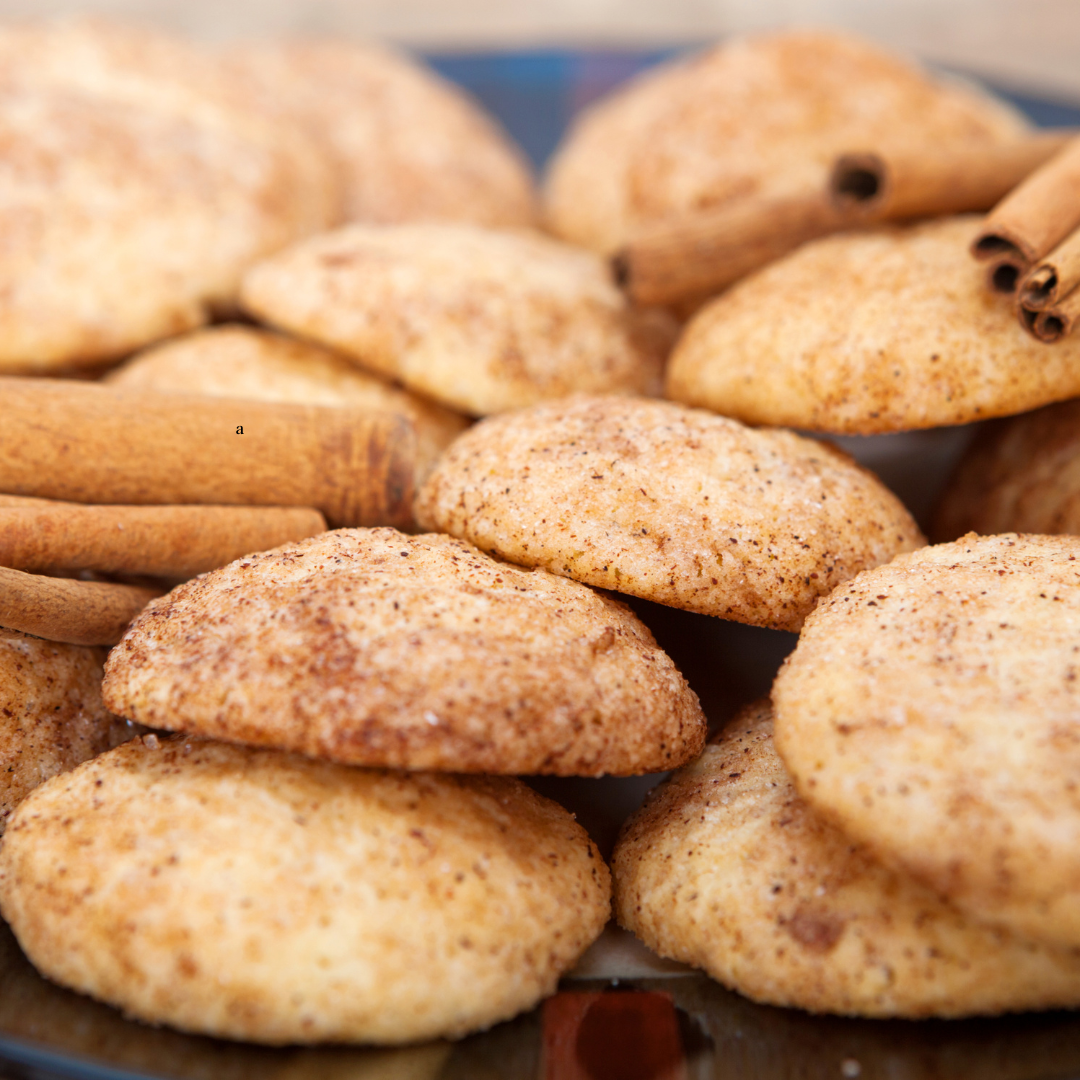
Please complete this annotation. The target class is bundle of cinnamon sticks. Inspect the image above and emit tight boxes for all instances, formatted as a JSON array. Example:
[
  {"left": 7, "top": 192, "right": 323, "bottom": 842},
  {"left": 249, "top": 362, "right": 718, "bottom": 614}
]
[
  {"left": 0, "top": 380, "right": 418, "bottom": 645},
  {"left": 972, "top": 135, "right": 1080, "bottom": 343},
  {"left": 615, "top": 131, "right": 1075, "bottom": 311}
]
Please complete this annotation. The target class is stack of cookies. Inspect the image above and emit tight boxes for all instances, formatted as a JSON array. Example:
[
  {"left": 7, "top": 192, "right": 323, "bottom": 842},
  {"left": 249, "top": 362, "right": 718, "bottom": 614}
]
[{"left": 2, "top": 16, "right": 1080, "bottom": 1053}]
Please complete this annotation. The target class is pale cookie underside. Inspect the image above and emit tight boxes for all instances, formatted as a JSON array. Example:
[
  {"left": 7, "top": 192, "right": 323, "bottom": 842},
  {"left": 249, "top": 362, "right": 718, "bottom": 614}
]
[
  {"left": 415, "top": 396, "right": 924, "bottom": 631},
  {"left": 615, "top": 702, "right": 1080, "bottom": 1018},
  {"left": 773, "top": 533, "right": 1080, "bottom": 949},
  {"left": 102, "top": 528, "right": 705, "bottom": 776},
  {"left": 0, "top": 736, "right": 610, "bottom": 1044},
  {"left": 666, "top": 216, "right": 1080, "bottom": 434}
]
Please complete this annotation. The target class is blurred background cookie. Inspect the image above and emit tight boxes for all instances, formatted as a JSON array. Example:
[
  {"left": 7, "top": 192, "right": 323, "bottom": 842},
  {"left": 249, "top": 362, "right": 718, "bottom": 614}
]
[
  {"left": 102, "top": 528, "right": 706, "bottom": 775},
  {"left": 416, "top": 396, "right": 923, "bottom": 631},
  {"left": 773, "top": 533, "right": 1080, "bottom": 951},
  {"left": 544, "top": 29, "right": 1027, "bottom": 255},
  {"left": 0, "top": 735, "right": 610, "bottom": 1044},
  {"left": 614, "top": 701, "right": 1080, "bottom": 1018},
  {"left": 0, "top": 17, "right": 338, "bottom": 373},
  {"left": 240, "top": 223, "right": 669, "bottom": 416},
  {"left": 106, "top": 325, "right": 469, "bottom": 486},
  {"left": 0, "top": 629, "right": 137, "bottom": 831},
  {"left": 222, "top": 37, "right": 537, "bottom": 228},
  {"left": 667, "top": 215, "right": 1080, "bottom": 434},
  {"left": 933, "top": 398, "right": 1080, "bottom": 541}
]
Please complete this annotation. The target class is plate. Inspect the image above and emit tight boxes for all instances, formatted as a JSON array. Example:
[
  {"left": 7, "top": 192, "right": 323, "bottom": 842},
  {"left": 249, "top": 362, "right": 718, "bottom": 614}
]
[{"left": 3, "top": 47, "right": 1080, "bottom": 1080}]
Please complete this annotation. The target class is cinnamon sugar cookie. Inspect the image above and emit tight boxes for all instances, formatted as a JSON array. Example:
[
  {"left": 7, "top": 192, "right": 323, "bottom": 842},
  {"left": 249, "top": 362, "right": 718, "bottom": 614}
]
[
  {"left": 545, "top": 30, "right": 1026, "bottom": 255},
  {"left": 0, "top": 736, "right": 610, "bottom": 1043},
  {"left": 102, "top": 528, "right": 705, "bottom": 776},
  {"left": 667, "top": 216, "right": 1080, "bottom": 434},
  {"left": 107, "top": 325, "right": 468, "bottom": 484},
  {"left": 0, "top": 629, "right": 136, "bottom": 830},
  {"left": 241, "top": 224, "right": 667, "bottom": 416},
  {"left": 415, "top": 396, "right": 923, "bottom": 631},
  {"left": 614, "top": 701, "right": 1080, "bottom": 1017},
  {"left": 773, "top": 533, "right": 1080, "bottom": 949},
  {"left": 223, "top": 37, "right": 537, "bottom": 228}
]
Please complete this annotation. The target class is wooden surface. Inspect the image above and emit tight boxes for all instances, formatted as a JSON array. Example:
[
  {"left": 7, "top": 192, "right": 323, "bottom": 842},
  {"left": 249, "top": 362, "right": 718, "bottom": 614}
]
[{"left": 4, "top": 0, "right": 1080, "bottom": 102}]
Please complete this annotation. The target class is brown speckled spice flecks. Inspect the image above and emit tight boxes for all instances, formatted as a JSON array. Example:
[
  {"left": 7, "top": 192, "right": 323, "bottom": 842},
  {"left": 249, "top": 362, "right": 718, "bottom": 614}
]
[
  {"left": 614, "top": 701, "right": 1080, "bottom": 1018},
  {"left": 102, "top": 528, "right": 705, "bottom": 776},
  {"left": 773, "top": 533, "right": 1080, "bottom": 950},
  {"left": 415, "top": 395, "right": 923, "bottom": 631},
  {"left": 0, "top": 736, "right": 610, "bottom": 1043}
]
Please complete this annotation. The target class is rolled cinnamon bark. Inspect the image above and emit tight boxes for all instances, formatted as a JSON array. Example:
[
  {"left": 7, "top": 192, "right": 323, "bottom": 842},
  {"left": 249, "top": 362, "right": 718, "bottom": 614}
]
[
  {"left": 972, "top": 134, "right": 1080, "bottom": 286},
  {"left": 0, "top": 504, "right": 327, "bottom": 579},
  {"left": 1022, "top": 287, "right": 1080, "bottom": 344},
  {"left": 0, "top": 380, "right": 415, "bottom": 529},
  {"left": 616, "top": 133, "right": 1074, "bottom": 308},
  {"left": 0, "top": 567, "right": 161, "bottom": 646},
  {"left": 1019, "top": 226, "right": 1080, "bottom": 311}
]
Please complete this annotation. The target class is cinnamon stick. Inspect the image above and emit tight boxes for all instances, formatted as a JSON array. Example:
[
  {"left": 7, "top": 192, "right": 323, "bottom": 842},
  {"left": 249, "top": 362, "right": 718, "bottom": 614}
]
[
  {"left": 0, "top": 504, "right": 327, "bottom": 579},
  {"left": 0, "top": 379, "right": 415, "bottom": 529},
  {"left": 1020, "top": 287, "right": 1080, "bottom": 344},
  {"left": 0, "top": 566, "right": 161, "bottom": 645},
  {"left": 1019, "top": 226, "right": 1080, "bottom": 312},
  {"left": 972, "top": 133, "right": 1080, "bottom": 291},
  {"left": 616, "top": 132, "right": 1075, "bottom": 308}
]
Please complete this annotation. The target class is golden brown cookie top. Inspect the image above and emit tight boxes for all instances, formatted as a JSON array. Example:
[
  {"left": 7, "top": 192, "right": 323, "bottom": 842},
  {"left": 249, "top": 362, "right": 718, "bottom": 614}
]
[
  {"left": 415, "top": 396, "right": 924, "bottom": 631},
  {"left": 102, "top": 528, "right": 705, "bottom": 776},
  {"left": 773, "top": 533, "right": 1080, "bottom": 950},
  {"left": 544, "top": 29, "right": 1027, "bottom": 254},
  {"left": 0, "top": 735, "right": 610, "bottom": 1043},
  {"left": 0, "top": 629, "right": 136, "bottom": 830},
  {"left": 107, "top": 325, "right": 469, "bottom": 485},
  {"left": 0, "top": 17, "right": 337, "bottom": 372},
  {"left": 614, "top": 700, "right": 1080, "bottom": 1018},
  {"left": 933, "top": 398, "right": 1080, "bottom": 542},
  {"left": 240, "top": 223, "right": 667, "bottom": 416},
  {"left": 667, "top": 216, "right": 1080, "bottom": 435},
  {"left": 222, "top": 37, "right": 537, "bottom": 228}
]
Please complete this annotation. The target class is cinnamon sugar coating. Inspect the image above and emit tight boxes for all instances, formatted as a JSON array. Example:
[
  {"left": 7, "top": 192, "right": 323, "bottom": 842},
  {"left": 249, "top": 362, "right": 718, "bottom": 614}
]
[
  {"left": 0, "top": 629, "right": 136, "bottom": 831},
  {"left": 667, "top": 216, "right": 1080, "bottom": 434},
  {"left": 0, "top": 736, "right": 610, "bottom": 1043},
  {"left": 240, "top": 223, "right": 668, "bottom": 416},
  {"left": 102, "top": 529, "right": 705, "bottom": 776},
  {"left": 415, "top": 396, "right": 923, "bottom": 631},
  {"left": 614, "top": 702, "right": 1080, "bottom": 1018},
  {"left": 545, "top": 29, "right": 1027, "bottom": 255},
  {"left": 773, "top": 533, "right": 1080, "bottom": 950}
]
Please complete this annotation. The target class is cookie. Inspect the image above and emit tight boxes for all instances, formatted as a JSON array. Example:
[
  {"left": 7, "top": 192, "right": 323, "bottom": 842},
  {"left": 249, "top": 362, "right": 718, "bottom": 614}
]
[
  {"left": 933, "top": 399, "right": 1080, "bottom": 541},
  {"left": 666, "top": 216, "right": 1080, "bottom": 434},
  {"left": 240, "top": 223, "right": 667, "bottom": 416},
  {"left": 773, "top": 533, "right": 1080, "bottom": 949},
  {"left": 102, "top": 528, "right": 705, "bottom": 776},
  {"left": 614, "top": 701, "right": 1080, "bottom": 1017},
  {"left": 0, "top": 735, "right": 611, "bottom": 1044},
  {"left": 415, "top": 396, "right": 923, "bottom": 632},
  {"left": 544, "top": 29, "right": 1027, "bottom": 255},
  {"left": 0, "top": 18, "right": 338, "bottom": 372},
  {"left": 222, "top": 37, "right": 537, "bottom": 228},
  {"left": 106, "top": 325, "right": 469, "bottom": 484},
  {"left": 0, "top": 629, "right": 136, "bottom": 831}
]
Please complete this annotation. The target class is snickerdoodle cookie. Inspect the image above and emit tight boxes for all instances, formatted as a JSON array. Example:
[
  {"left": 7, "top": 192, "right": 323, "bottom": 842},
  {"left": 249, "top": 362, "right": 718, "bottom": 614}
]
[
  {"left": 102, "top": 528, "right": 704, "bottom": 775},
  {"left": 614, "top": 701, "right": 1080, "bottom": 1017},
  {"left": 107, "top": 325, "right": 468, "bottom": 483},
  {"left": 544, "top": 30, "right": 1026, "bottom": 255},
  {"left": 0, "top": 18, "right": 337, "bottom": 372},
  {"left": 933, "top": 398, "right": 1080, "bottom": 541},
  {"left": 773, "top": 533, "right": 1080, "bottom": 950},
  {"left": 222, "top": 37, "right": 537, "bottom": 228},
  {"left": 667, "top": 216, "right": 1080, "bottom": 434},
  {"left": 240, "top": 223, "right": 668, "bottom": 416},
  {"left": 415, "top": 396, "right": 923, "bottom": 631},
  {"left": 0, "top": 629, "right": 136, "bottom": 830},
  {"left": 0, "top": 735, "right": 610, "bottom": 1043}
]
